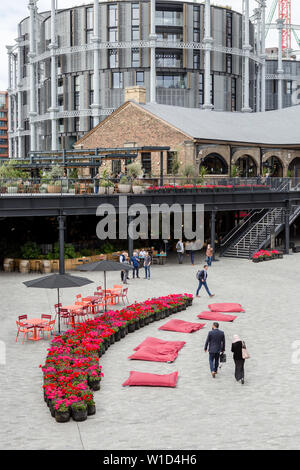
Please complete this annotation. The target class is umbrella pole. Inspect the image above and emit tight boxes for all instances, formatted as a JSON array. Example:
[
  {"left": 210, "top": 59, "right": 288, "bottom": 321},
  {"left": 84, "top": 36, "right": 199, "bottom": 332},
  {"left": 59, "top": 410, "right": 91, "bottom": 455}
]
[
  {"left": 104, "top": 271, "right": 107, "bottom": 312},
  {"left": 57, "top": 288, "right": 61, "bottom": 334}
]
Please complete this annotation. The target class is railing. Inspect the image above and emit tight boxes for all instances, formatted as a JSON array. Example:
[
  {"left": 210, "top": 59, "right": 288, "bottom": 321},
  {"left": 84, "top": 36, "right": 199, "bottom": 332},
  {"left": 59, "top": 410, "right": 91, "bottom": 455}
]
[
  {"left": 0, "top": 177, "right": 300, "bottom": 197},
  {"left": 220, "top": 209, "right": 266, "bottom": 255},
  {"left": 247, "top": 208, "right": 286, "bottom": 258}
]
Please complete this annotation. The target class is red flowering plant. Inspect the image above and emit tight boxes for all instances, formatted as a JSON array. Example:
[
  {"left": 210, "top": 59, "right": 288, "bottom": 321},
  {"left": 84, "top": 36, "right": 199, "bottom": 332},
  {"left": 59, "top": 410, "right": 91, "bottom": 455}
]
[
  {"left": 40, "top": 294, "right": 193, "bottom": 422},
  {"left": 252, "top": 249, "right": 282, "bottom": 262}
]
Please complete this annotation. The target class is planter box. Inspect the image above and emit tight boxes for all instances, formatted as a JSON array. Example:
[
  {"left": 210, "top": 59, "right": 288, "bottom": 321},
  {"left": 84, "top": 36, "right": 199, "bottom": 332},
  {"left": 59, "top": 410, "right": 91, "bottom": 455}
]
[
  {"left": 132, "top": 186, "right": 144, "bottom": 194},
  {"left": 118, "top": 184, "right": 131, "bottom": 193},
  {"left": 7, "top": 186, "right": 18, "bottom": 194},
  {"left": 48, "top": 185, "right": 61, "bottom": 194}
]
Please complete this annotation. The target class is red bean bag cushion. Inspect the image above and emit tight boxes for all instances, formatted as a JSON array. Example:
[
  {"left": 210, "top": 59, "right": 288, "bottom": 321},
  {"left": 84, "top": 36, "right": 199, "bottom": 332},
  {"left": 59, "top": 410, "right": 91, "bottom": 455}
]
[
  {"left": 122, "top": 371, "right": 178, "bottom": 387},
  {"left": 158, "top": 319, "right": 205, "bottom": 333},
  {"left": 197, "top": 311, "right": 237, "bottom": 322},
  {"left": 133, "top": 337, "right": 186, "bottom": 352},
  {"left": 128, "top": 346, "right": 179, "bottom": 363},
  {"left": 208, "top": 303, "right": 245, "bottom": 313}
]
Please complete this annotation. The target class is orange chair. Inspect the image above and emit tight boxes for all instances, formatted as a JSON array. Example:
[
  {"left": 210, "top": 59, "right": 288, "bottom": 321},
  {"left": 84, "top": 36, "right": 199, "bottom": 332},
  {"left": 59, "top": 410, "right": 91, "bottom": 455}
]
[
  {"left": 121, "top": 287, "right": 129, "bottom": 305},
  {"left": 16, "top": 321, "right": 34, "bottom": 343},
  {"left": 38, "top": 319, "right": 56, "bottom": 340}
]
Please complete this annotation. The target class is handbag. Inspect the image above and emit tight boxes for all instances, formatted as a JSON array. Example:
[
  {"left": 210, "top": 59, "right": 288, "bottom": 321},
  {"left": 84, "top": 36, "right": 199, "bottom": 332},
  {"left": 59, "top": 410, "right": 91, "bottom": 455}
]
[
  {"left": 242, "top": 342, "right": 250, "bottom": 360},
  {"left": 219, "top": 352, "right": 226, "bottom": 363}
]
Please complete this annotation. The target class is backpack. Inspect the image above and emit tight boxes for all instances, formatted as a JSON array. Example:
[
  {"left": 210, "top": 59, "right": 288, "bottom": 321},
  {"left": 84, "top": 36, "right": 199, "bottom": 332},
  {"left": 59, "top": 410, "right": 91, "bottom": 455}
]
[{"left": 196, "top": 269, "right": 205, "bottom": 281}]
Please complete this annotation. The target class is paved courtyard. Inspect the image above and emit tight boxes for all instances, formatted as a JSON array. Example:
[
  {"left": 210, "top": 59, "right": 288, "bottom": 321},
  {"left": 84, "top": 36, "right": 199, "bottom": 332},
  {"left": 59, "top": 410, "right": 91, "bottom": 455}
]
[{"left": 0, "top": 252, "right": 300, "bottom": 450}]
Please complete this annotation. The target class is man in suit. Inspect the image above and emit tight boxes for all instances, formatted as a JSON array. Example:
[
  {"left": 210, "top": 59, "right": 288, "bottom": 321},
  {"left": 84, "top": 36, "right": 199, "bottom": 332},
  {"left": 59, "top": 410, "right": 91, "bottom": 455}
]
[
  {"left": 204, "top": 322, "right": 225, "bottom": 378},
  {"left": 196, "top": 265, "right": 214, "bottom": 297}
]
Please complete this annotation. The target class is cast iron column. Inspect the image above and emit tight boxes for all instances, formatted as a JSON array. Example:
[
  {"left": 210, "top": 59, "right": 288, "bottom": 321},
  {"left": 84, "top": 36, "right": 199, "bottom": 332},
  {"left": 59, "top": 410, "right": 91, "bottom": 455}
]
[
  {"left": 58, "top": 214, "right": 65, "bottom": 275},
  {"left": 285, "top": 207, "right": 290, "bottom": 255},
  {"left": 128, "top": 216, "right": 134, "bottom": 259},
  {"left": 211, "top": 210, "right": 216, "bottom": 261}
]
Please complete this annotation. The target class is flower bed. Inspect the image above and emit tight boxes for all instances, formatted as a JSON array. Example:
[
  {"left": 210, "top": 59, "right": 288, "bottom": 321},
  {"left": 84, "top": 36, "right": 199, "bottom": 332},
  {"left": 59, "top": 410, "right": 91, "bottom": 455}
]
[
  {"left": 252, "top": 249, "right": 283, "bottom": 263},
  {"left": 41, "top": 293, "right": 193, "bottom": 423},
  {"left": 146, "top": 184, "right": 269, "bottom": 193}
]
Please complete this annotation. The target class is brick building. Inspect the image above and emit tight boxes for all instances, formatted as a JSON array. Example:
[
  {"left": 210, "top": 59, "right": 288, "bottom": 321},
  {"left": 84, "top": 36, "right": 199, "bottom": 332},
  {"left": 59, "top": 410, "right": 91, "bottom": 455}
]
[
  {"left": 75, "top": 87, "right": 300, "bottom": 178},
  {"left": 0, "top": 92, "right": 9, "bottom": 159}
]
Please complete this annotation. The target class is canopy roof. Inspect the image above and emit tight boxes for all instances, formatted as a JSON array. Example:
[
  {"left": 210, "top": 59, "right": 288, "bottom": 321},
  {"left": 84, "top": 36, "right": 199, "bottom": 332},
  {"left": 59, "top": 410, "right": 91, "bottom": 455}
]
[{"left": 138, "top": 103, "right": 300, "bottom": 146}]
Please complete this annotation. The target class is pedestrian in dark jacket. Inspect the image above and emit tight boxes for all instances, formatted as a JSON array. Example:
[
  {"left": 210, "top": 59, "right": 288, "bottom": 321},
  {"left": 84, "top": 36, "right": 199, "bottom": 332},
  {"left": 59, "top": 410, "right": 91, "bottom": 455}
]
[
  {"left": 196, "top": 265, "right": 214, "bottom": 297},
  {"left": 231, "top": 335, "right": 245, "bottom": 384},
  {"left": 204, "top": 322, "right": 225, "bottom": 378},
  {"left": 130, "top": 252, "right": 140, "bottom": 279}
]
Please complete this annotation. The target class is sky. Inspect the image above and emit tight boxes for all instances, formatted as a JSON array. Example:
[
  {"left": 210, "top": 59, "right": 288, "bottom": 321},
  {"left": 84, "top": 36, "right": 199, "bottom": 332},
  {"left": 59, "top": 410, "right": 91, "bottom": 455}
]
[{"left": 0, "top": 0, "right": 300, "bottom": 90}]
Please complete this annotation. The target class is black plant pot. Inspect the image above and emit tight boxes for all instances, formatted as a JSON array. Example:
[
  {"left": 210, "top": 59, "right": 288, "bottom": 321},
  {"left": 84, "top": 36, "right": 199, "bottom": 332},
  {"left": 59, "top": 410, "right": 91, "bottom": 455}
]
[
  {"left": 72, "top": 408, "right": 88, "bottom": 422},
  {"left": 139, "top": 318, "right": 145, "bottom": 328},
  {"left": 88, "top": 379, "right": 101, "bottom": 391},
  {"left": 135, "top": 320, "right": 140, "bottom": 330},
  {"left": 110, "top": 334, "right": 115, "bottom": 345},
  {"left": 120, "top": 328, "right": 126, "bottom": 339},
  {"left": 49, "top": 401, "right": 56, "bottom": 418},
  {"left": 154, "top": 311, "right": 161, "bottom": 321},
  {"left": 87, "top": 403, "right": 96, "bottom": 416},
  {"left": 149, "top": 314, "right": 155, "bottom": 323},
  {"left": 115, "top": 330, "right": 121, "bottom": 342},
  {"left": 55, "top": 411, "right": 70, "bottom": 423},
  {"left": 145, "top": 317, "right": 150, "bottom": 325},
  {"left": 128, "top": 323, "right": 135, "bottom": 333}
]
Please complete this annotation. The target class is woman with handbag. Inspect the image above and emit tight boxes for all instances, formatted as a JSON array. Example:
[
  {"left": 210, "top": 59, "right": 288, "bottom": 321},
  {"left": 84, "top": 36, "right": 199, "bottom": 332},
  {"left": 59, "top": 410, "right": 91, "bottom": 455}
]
[{"left": 231, "top": 335, "right": 249, "bottom": 384}]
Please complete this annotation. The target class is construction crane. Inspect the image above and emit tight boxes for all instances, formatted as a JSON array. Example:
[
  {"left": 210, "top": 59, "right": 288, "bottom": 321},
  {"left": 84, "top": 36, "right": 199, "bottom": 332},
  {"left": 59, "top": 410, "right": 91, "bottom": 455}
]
[{"left": 265, "top": 0, "right": 297, "bottom": 53}]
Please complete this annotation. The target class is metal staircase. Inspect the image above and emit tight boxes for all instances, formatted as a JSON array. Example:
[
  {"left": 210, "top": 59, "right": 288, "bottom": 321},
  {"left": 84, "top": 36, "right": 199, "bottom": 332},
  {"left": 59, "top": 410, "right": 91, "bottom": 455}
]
[{"left": 221, "top": 205, "right": 300, "bottom": 259}]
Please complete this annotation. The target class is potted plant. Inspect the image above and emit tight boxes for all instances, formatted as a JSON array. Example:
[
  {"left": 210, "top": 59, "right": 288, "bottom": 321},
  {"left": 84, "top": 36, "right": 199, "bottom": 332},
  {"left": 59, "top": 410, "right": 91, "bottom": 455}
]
[
  {"left": 55, "top": 402, "right": 71, "bottom": 423},
  {"left": 98, "top": 169, "right": 115, "bottom": 195},
  {"left": 6, "top": 182, "right": 19, "bottom": 194},
  {"left": 132, "top": 178, "right": 144, "bottom": 194},
  {"left": 118, "top": 175, "right": 131, "bottom": 193},
  {"left": 71, "top": 402, "right": 88, "bottom": 422},
  {"left": 127, "top": 162, "right": 144, "bottom": 193},
  {"left": 88, "top": 373, "right": 102, "bottom": 391}
]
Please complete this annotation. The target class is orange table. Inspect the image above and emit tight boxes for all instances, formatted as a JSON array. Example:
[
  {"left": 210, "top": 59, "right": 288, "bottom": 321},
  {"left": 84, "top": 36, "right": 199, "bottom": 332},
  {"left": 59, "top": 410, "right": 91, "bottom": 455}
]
[
  {"left": 26, "top": 318, "right": 48, "bottom": 341},
  {"left": 61, "top": 305, "right": 82, "bottom": 328}
]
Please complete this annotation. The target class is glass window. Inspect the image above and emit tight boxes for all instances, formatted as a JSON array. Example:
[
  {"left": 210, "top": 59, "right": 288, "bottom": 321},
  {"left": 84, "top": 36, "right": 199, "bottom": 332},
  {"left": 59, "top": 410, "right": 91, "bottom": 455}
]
[
  {"left": 109, "top": 27, "right": 118, "bottom": 42},
  {"left": 108, "top": 49, "right": 118, "bottom": 68},
  {"left": 156, "top": 50, "right": 183, "bottom": 68},
  {"left": 86, "top": 7, "right": 93, "bottom": 30},
  {"left": 112, "top": 72, "right": 123, "bottom": 89},
  {"left": 157, "top": 73, "right": 187, "bottom": 89},
  {"left": 231, "top": 77, "right": 236, "bottom": 111},
  {"left": 199, "top": 73, "right": 204, "bottom": 105},
  {"left": 132, "top": 49, "right": 140, "bottom": 67},
  {"left": 132, "top": 27, "right": 139, "bottom": 40},
  {"left": 167, "top": 151, "right": 176, "bottom": 174},
  {"left": 226, "top": 54, "right": 232, "bottom": 74},
  {"left": 108, "top": 4, "right": 118, "bottom": 27},
  {"left": 136, "top": 71, "right": 144, "bottom": 86},
  {"left": 193, "top": 51, "right": 200, "bottom": 69},
  {"left": 132, "top": 3, "right": 139, "bottom": 26},
  {"left": 141, "top": 153, "right": 151, "bottom": 174},
  {"left": 286, "top": 81, "right": 293, "bottom": 94},
  {"left": 0, "top": 121, "right": 6, "bottom": 127}
]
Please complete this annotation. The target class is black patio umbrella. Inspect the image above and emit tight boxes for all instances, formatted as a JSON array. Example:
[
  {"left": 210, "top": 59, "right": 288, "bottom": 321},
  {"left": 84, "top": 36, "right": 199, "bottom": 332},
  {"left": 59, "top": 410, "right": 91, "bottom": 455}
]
[
  {"left": 76, "top": 260, "right": 133, "bottom": 311},
  {"left": 23, "top": 273, "right": 94, "bottom": 333}
]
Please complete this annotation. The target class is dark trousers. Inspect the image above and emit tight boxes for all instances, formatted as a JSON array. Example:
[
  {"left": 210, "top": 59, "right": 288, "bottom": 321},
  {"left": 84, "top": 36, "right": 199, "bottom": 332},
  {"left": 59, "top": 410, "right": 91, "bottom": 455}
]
[
  {"left": 190, "top": 251, "right": 195, "bottom": 264},
  {"left": 177, "top": 252, "right": 184, "bottom": 264},
  {"left": 234, "top": 359, "right": 245, "bottom": 381},
  {"left": 196, "top": 280, "right": 212, "bottom": 296},
  {"left": 206, "top": 256, "right": 212, "bottom": 266},
  {"left": 132, "top": 267, "right": 139, "bottom": 278},
  {"left": 209, "top": 353, "right": 220, "bottom": 373}
]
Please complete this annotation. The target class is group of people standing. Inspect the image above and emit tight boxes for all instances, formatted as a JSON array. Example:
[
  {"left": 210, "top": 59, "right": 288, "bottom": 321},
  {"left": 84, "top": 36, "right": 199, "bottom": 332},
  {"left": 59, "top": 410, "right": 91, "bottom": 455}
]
[
  {"left": 204, "top": 322, "right": 248, "bottom": 384},
  {"left": 119, "top": 250, "right": 152, "bottom": 283},
  {"left": 176, "top": 240, "right": 214, "bottom": 267}
]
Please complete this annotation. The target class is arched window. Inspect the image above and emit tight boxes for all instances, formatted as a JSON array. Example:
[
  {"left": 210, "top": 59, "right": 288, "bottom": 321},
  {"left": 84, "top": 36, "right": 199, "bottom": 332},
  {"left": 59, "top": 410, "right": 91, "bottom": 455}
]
[
  {"left": 201, "top": 153, "right": 228, "bottom": 175},
  {"left": 236, "top": 155, "right": 257, "bottom": 177},
  {"left": 264, "top": 156, "right": 283, "bottom": 177},
  {"left": 288, "top": 157, "right": 300, "bottom": 177}
]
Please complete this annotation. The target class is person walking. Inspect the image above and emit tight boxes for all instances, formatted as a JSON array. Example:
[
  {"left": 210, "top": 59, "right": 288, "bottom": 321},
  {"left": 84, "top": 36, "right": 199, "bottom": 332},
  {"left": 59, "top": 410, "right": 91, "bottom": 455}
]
[
  {"left": 130, "top": 252, "right": 140, "bottom": 279},
  {"left": 231, "top": 335, "right": 246, "bottom": 384},
  {"left": 176, "top": 239, "right": 184, "bottom": 264},
  {"left": 196, "top": 265, "right": 214, "bottom": 298},
  {"left": 120, "top": 251, "right": 129, "bottom": 284},
  {"left": 204, "top": 322, "right": 225, "bottom": 378},
  {"left": 144, "top": 252, "right": 151, "bottom": 280},
  {"left": 185, "top": 241, "right": 195, "bottom": 265},
  {"left": 206, "top": 244, "right": 213, "bottom": 267}
]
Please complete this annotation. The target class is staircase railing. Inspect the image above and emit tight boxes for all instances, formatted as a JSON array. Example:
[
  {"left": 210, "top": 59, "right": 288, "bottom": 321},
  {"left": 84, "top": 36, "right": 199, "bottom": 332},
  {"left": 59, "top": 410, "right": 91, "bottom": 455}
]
[{"left": 220, "top": 209, "right": 266, "bottom": 255}]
